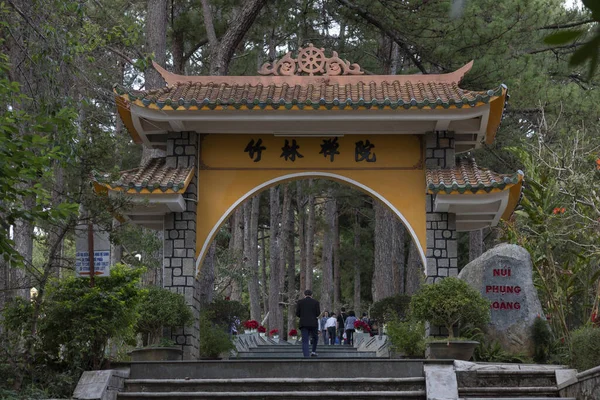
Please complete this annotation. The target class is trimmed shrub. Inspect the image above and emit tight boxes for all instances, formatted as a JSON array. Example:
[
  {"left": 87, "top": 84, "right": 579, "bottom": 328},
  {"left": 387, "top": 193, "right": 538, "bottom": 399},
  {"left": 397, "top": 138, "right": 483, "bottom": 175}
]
[{"left": 386, "top": 318, "right": 426, "bottom": 358}]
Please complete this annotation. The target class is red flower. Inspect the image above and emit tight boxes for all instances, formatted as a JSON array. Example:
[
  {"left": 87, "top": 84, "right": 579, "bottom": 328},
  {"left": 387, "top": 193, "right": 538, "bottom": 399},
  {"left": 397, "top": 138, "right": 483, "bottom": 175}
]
[
  {"left": 288, "top": 329, "right": 298, "bottom": 336},
  {"left": 552, "top": 207, "right": 566, "bottom": 215},
  {"left": 353, "top": 320, "right": 371, "bottom": 331},
  {"left": 257, "top": 326, "right": 266, "bottom": 333},
  {"left": 243, "top": 320, "right": 259, "bottom": 329},
  {"left": 269, "top": 329, "right": 279, "bottom": 336},
  {"left": 596, "top": 158, "right": 600, "bottom": 170}
]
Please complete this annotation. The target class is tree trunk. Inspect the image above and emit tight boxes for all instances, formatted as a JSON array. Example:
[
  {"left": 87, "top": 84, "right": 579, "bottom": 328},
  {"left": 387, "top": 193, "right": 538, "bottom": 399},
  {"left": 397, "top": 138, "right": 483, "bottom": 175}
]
[
  {"left": 405, "top": 240, "right": 423, "bottom": 295},
  {"left": 353, "top": 209, "right": 361, "bottom": 314},
  {"left": 12, "top": 192, "right": 34, "bottom": 300},
  {"left": 297, "top": 181, "right": 307, "bottom": 292},
  {"left": 205, "top": 0, "right": 267, "bottom": 75},
  {"left": 372, "top": 201, "right": 395, "bottom": 302},
  {"left": 321, "top": 194, "right": 335, "bottom": 313},
  {"left": 333, "top": 202, "right": 341, "bottom": 311},
  {"left": 246, "top": 196, "right": 261, "bottom": 321},
  {"left": 392, "top": 219, "right": 406, "bottom": 294},
  {"left": 469, "top": 229, "right": 484, "bottom": 262},
  {"left": 198, "top": 242, "right": 216, "bottom": 306},
  {"left": 286, "top": 202, "right": 296, "bottom": 336},
  {"left": 228, "top": 207, "right": 243, "bottom": 302},
  {"left": 268, "top": 187, "right": 282, "bottom": 333},
  {"left": 145, "top": 0, "right": 167, "bottom": 89},
  {"left": 261, "top": 227, "right": 268, "bottom": 318},
  {"left": 278, "top": 184, "right": 292, "bottom": 336},
  {"left": 305, "top": 180, "right": 315, "bottom": 290}
]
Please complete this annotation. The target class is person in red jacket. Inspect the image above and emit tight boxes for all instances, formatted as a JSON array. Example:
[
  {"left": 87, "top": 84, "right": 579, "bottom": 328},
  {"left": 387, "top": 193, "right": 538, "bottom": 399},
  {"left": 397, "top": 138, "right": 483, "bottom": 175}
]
[{"left": 296, "top": 289, "right": 321, "bottom": 357}]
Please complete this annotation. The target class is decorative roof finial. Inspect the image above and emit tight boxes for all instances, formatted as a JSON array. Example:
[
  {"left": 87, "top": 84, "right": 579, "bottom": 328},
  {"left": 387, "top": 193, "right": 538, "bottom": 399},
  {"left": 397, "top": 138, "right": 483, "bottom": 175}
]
[{"left": 258, "top": 44, "right": 364, "bottom": 76}]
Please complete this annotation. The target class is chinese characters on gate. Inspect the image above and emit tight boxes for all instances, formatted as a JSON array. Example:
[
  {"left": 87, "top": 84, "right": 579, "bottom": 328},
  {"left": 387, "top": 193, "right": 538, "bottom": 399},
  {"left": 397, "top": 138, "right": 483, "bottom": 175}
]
[{"left": 243, "top": 137, "right": 376, "bottom": 163}]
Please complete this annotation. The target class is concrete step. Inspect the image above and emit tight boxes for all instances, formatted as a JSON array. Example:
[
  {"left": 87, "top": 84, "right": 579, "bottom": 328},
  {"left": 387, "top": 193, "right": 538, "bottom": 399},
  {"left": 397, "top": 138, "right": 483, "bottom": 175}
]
[
  {"left": 457, "top": 369, "right": 557, "bottom": 388},
  {"left": 458, "top": 386, "right": 560, "bottom": 397},
  {"left": 118, "top": 390, "right": 426, "bottom": 399},
  {"left": 128, "top": 359, "right": 431, "bottom": 380},
  {"left": 251, "top": 345, "right": 358, "bottom": 351},
  {"left": 123, "top": 377, "right": 425, "bottom": 393},
  {"left": 462, "top": 398, "right": 576, "bottom": 400},
  {"left": 237, "top": 351, "right": 376, "bottom": 359}
]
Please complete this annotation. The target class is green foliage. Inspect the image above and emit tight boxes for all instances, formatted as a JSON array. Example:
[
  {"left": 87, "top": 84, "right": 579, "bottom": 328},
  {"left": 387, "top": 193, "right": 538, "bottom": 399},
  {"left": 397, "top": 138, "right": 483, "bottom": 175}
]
[
  {"left": 474, "top": 339, "right": 528, "bottom": 363},
  {"left": 205, "top": 297, "right": 248, "bottom": 328},
  {"left": 136, "top": 286, "right": 193, "bottom": 346},
  {"left": 0, "top": 45, "right": 78, "bottom": 265},
  {"left": 198, "top": 312, "right": 234, "bottom": 359},
  {"left": 570, "top": 326, "right": 600, "bottom": 371},
  {"left": 410, "top": 278, "right": 490, "bottom": 339},
  {"left": 370, "top": 294, "right": 412, "bottom": 324},
  {"left": 386, "top": 317, "right": 426, "bottom": 358},
  {"left": 543, "top": 1, "right": 600, "bottom": 78},
  {"left": 532, "top": 317, "right": 553, "bottom": 363},
  {"left": 505, "top": 127, "right": 600, "bottom": 345},
  {"left": 38, "top": 264, "right": 143, "bottom": 369}
]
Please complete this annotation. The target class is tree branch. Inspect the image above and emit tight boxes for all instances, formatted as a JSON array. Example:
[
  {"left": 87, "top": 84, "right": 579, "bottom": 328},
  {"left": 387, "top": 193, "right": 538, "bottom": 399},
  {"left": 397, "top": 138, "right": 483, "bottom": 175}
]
[
  {"left": 6, "top": 0, "right": 47, "bottom": 41},
  {"left": 335, "top": 0, "right": 428, "bottom": 74},
  {"left": 106, "top": 46, "right": 135, "bottom": 66},
  {"left": 538, "top": 19, "right": 595, "bottom": 30},
  {"left": 528, "top": 41, "right": 586, "bottom": 55},
  {"left": 182, "top": 38, "right": 209, "bottom": 64}
]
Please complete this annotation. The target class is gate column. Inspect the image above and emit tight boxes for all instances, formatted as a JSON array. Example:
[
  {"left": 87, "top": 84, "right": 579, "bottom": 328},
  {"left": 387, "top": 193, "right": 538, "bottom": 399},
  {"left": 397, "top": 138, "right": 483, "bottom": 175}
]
[
  {"left": 163, "top": 132, "right": 200, "bottom": 359},
  {"left": 425, "top": 131, "right": 458, "bottom": 284}
]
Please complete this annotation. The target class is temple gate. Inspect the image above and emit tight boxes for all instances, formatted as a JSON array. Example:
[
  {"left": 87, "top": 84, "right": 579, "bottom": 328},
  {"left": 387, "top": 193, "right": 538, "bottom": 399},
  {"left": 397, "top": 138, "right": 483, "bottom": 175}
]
[{"left": 94, "top": 45, "right": 522, "bottom": 358}]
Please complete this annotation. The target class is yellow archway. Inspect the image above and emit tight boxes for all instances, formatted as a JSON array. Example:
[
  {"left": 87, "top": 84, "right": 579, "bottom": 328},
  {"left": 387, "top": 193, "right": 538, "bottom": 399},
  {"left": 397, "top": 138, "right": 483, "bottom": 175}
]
[{"left": 195, "top": 133, "right": 426, "bottom": 271}]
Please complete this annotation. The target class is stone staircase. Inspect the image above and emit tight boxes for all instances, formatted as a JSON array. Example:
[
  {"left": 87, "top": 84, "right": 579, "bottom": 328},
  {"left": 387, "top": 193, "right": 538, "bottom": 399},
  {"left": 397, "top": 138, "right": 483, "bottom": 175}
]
[
  {"left": 117, "top": 359, "right": 430, "bottom": 399},
  {"left": 237, "top": 344, "right": 377, "bottom": 359},
  {"left": 75, "top": 338, "right": 583, "bottom": 400},
  {"left": 455, "top": 362, "right": 577, "bottom": 400}
]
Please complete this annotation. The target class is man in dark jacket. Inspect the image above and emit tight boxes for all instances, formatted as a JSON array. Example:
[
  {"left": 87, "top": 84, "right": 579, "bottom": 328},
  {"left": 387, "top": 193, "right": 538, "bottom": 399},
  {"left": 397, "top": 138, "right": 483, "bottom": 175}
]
[{"left": 296, "top": 289, "right": 321, "bottom": 357}]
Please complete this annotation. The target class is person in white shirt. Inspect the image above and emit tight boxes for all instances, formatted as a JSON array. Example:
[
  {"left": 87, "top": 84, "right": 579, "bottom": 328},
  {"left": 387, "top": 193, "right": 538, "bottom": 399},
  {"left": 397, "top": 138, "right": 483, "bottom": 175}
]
[{"left": 325, "top": 313, "right": 338, "bottom": 345}]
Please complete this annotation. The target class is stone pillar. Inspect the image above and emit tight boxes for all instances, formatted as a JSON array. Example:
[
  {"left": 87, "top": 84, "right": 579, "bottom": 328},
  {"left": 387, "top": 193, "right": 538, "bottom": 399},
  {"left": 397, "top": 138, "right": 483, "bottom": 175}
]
[
  {"left": 163, "top": 132, "right": 200, "bottom": 359},
  {"left": 425, "top": 131, "right": 458, "bottom": 284}
]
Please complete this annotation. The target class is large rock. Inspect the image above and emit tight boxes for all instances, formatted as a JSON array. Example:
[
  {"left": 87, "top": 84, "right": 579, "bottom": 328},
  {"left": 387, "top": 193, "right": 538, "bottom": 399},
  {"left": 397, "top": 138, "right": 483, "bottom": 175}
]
[{"left": 458, "top": 243, "right": 544, "bottom": 355}]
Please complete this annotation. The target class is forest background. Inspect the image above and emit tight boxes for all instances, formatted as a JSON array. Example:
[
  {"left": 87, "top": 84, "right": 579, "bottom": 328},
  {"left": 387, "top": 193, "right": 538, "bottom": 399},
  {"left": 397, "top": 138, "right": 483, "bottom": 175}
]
[{"left": 1, "top": 0, "right": 600, "bottom": 397}]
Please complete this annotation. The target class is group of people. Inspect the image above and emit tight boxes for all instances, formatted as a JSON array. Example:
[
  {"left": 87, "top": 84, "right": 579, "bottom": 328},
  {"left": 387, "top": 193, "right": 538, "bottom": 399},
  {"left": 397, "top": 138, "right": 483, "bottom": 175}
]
[
  {"left": 295, "top": 289, "right": 370, "bottom": 358},
  {"left": 319, "top": 309, "right": 368, "bottom": 346}
]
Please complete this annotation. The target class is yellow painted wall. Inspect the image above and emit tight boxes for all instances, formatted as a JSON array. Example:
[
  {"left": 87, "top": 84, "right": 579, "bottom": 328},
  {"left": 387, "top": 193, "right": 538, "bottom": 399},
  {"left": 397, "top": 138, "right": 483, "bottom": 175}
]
[{"left": 195, "top": 134, "right": 426, "bottom": 272}]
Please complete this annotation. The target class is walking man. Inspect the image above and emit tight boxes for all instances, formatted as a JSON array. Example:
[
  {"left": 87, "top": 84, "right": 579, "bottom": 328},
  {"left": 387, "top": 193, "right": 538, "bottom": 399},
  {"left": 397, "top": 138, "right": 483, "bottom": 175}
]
[{"left": 296, "top": 289, "right": 321, "bottom": 357}]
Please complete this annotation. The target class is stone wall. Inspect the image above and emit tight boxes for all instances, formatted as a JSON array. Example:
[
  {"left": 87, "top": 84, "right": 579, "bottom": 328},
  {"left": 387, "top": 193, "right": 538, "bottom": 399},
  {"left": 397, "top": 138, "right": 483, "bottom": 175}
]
[
  {"left": 163, "top": 132, "right": 200, "bottom": 359},
  {"left": 425, "top": 131, "right": 458, "bottom": 284}
]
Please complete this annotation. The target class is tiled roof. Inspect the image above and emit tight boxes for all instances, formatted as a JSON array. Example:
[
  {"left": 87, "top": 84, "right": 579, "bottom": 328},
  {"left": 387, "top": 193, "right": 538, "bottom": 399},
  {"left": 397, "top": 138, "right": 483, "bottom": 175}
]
[
  {"left": 115, "top": 82, "right": 503, "bottom": 111},
  {"left": 93, "top": 157, "right": 194, "bottom": 194},
  {"left": 427, "top": 158, "right": 523, "bottom": 195}
]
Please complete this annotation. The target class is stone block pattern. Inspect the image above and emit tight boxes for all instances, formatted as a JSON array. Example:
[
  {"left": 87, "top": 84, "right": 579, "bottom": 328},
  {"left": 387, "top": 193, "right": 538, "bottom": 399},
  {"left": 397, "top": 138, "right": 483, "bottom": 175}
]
[
  {"left": 163, "top": 132, "right": 200, "bottom": 359},
  {"left": 425, "top": 131, "right": 458, "bottom": 337}
]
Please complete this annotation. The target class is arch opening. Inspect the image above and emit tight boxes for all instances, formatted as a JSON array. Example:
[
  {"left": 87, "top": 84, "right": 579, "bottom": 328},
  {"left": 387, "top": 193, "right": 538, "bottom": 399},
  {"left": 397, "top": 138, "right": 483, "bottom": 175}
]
[{"left": 196, "top": 172, "right": 427, "bottom": 274}]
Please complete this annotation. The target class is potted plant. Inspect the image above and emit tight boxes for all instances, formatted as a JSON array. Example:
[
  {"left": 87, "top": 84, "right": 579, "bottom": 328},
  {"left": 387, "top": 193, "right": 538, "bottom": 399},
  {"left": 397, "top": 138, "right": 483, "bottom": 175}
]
[
  {"left": 288, "top": 329, "right": 298, "bottom": 341},
  {"left": 354, "top": 320, "right": 370, "bottom": 333},
  {"left": 269, "top": 329, "right": 279, "bottom": 341},
  {"left": 258, "top": 325, "right": 266, "bottom": 337},
  {"left": 243, "top": 320, "right": 259, "bottom": 334},
  {"left": 410, "top": 277, "right": 490, "bottom": 360},
  {"left": 131, "top": 286, "right": 194, "bottom": 361}
]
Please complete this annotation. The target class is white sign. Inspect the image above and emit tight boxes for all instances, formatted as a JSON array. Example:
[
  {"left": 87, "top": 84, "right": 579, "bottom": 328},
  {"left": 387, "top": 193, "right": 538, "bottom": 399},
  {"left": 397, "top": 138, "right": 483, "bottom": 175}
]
[
  {"left": 75, "top": 224, "right": 112, "bottom": 277},
  {"left": 76, "top": 250, "right": 111, "bottom": 277}
]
